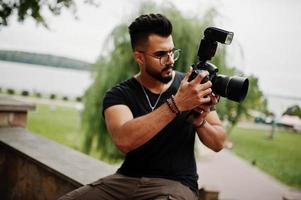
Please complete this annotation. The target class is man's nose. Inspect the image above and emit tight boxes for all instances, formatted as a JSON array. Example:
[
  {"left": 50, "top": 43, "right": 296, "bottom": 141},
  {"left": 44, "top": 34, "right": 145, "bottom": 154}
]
[{"left": 166, "top": 53, "right": 175, "bottom": 65}]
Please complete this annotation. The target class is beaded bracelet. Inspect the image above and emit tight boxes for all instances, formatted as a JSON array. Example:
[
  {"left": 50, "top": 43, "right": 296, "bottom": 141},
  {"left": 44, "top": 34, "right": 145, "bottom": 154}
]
[
  {"left": 166, "top": 98, "right": 177, "bottom": 114},
  {"left": 166, "top": 97, "right": 181, "bottom": 115},
  {"left": 171, "top": 95, "right": 181, "bottom": 114}
]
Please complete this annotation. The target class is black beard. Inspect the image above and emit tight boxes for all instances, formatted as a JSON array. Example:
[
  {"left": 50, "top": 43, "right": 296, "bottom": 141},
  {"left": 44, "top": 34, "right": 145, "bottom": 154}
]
[
  {"left": 159, "top": 74, "right": 173, "bottom": 84},
  {"left": 146, "top": 65, "right": 173, "bottom": 84}
]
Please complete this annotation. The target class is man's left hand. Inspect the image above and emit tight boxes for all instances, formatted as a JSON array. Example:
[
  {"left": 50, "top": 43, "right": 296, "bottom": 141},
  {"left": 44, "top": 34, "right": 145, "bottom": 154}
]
[{"left": 191, "top": 93, "right": 220, "bottom": 127}]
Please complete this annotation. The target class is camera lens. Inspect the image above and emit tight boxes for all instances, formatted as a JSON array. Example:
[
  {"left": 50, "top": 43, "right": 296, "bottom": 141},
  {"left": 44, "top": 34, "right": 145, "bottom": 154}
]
[
  {"left": 212, "top": 75, "right": 249, "bottom": 102},
  {"left": 226, "top": 77, "right": 249, "bottom": 102}
]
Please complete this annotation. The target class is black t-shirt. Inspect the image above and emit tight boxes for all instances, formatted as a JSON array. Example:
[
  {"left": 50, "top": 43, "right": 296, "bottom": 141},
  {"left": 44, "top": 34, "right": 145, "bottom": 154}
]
[{"left": 103, "top": 71, "right": 198, "bottom": 192}]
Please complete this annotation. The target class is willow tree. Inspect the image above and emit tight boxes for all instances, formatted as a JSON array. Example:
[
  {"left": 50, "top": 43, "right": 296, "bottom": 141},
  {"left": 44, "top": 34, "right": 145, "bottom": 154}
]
[{"left": 81, "top": 2, "right": 266, "bottom": 162}]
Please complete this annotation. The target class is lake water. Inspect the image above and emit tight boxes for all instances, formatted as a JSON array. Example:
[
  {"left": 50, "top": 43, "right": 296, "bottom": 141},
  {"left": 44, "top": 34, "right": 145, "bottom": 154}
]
[
  {"left": 0, "top": 61, "right": 92, "bottom": 97},
  {"left": 0, "top": 60, "right": 300, "bottom": 117}
]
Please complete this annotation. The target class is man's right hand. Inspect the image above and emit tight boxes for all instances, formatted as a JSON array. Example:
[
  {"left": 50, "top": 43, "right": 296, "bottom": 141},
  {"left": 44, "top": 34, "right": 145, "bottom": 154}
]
[{"left": 174, "top": 67, "right": 212, "bottom": 112}]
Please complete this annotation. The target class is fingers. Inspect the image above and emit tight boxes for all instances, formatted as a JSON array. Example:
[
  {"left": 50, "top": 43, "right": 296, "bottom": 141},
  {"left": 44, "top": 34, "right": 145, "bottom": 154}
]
[
  {"left": 195, "top": 105, "right": 210, "bottom": 113},
  {"left": 199, "top": 95, "right": 211, "bottom": 104},
  {"left": 199, "top": 87, "right": 212, "bottom": 98},
  {"left": 210, "top": 94, "right": 220, "bottom": 105},
  {"left": 197, "top": 80, "right": 212, "bottom": 92},
  {"left": 183, "top": 66, "right": 193, "bottom": 82},
  {"left": 190, "top": 70, "right": 209, "bottom": 85},
  {"left": 211, "top": 95, "right": 218, "bottom": 104}
]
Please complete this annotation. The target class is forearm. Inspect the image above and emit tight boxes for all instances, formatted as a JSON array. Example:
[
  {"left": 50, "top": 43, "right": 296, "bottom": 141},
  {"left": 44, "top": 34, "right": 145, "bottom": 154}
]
[
  {"left": 113, "top": 103, "right": 176, "bottom": 153},
  {"left": 196, "top": 121, "right": 226, "bottom": 152}
]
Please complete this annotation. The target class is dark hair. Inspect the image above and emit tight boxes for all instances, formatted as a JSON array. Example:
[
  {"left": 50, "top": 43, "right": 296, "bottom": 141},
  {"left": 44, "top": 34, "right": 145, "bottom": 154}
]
[{"left": 128, "top": 13, "right": 172, "bottom": 50}]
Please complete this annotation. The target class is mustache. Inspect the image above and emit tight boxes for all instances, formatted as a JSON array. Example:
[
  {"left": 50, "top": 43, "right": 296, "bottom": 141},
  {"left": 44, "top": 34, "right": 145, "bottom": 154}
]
[{"left": 162, "top": 65, "right": 173, "bottom": 72}]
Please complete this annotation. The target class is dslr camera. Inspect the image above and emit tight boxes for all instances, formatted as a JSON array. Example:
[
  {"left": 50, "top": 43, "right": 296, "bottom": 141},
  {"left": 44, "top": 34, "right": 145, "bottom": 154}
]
[{"left": 188, "top": 27, "right": 249, "bottom": 102}]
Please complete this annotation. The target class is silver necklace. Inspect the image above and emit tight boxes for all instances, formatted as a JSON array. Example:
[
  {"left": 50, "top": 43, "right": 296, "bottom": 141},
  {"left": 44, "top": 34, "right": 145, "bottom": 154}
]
[{"left": 140, "top": 83, "right": 163, "bottom": 111}]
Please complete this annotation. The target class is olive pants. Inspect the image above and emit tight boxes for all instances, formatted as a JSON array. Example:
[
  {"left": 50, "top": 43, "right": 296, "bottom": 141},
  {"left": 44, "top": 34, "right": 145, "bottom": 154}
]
[{"left": 58, "top": 173, "right": 198, "bottom": 200}]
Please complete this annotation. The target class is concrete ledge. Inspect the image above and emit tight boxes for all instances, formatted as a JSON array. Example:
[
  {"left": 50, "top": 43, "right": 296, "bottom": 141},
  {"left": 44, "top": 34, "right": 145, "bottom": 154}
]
[
  {"left": 0, "top": 128, "right": 118, "bottom": 185},
  {"left": 283, "top": 190, "right": 301, "bottom": 200},
  {"left": 0, "top": 95, "right": 36, "bottom": 112},
  {"left": 0, "top": 96, "right": 36, "bottom": 128},
  {"left": 0, "top": 127, "right": 221, "bottom": 199}
]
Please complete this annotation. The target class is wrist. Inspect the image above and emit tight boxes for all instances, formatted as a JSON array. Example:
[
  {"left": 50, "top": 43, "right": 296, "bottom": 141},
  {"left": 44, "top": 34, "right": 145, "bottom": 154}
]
[
  {"left": 173, "top": 94, "right": 184, "bottom": 112},
  {"left": 195, "top": 119, "right": 207, "bottom": 128},
  {"left": 166, "top": 95, "right": 181, "bottom": 115}
]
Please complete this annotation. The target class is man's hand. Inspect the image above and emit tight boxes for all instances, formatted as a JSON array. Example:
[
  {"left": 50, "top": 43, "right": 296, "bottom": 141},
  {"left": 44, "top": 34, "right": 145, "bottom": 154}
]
[
  {"left": 193, "top": 93, "right": 226, "bottom": 152},
  {"left": 174, "top": 67, "right": 213, "bottom": 112},
  {"left": 191, "top": 93, "right": 220, "bottom": 126}
]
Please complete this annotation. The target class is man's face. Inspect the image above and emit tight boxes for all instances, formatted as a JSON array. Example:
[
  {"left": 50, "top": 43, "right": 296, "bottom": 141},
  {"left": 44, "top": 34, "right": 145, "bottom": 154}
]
[{"left": 138, "top": 34, "right": 175, "bottom": 84}]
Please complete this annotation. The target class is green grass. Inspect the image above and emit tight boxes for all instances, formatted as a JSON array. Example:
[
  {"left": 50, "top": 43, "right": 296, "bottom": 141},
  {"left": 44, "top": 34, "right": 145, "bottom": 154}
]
[
  {"left": 27, "top": 104, "right": 82, "bottom": 150},
  {"left": 27, "top": 105, "right": 301, "bottom": 189},
  {"left": 27, "top": 104, "right": 105, "bottom": 161},
  {"left": 230, "top": 127, "right": 301, "bottom": 189}
]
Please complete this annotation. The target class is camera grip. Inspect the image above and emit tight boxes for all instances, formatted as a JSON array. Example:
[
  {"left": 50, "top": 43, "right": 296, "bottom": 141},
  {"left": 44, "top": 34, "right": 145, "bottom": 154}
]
[{"left": 188, "top": 69, "right": 209, "bottom": 84}]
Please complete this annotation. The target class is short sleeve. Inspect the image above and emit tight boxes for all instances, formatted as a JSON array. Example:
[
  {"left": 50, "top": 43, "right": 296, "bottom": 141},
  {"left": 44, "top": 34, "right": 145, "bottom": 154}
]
[{"left": 102, "top": 86, "right": 128, "bottom": 117}]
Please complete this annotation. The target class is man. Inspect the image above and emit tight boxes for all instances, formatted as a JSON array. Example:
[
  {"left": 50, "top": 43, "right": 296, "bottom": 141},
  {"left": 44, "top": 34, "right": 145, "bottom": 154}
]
[{"left": 59, "top": 13, "right": 226, "bottom": 200}]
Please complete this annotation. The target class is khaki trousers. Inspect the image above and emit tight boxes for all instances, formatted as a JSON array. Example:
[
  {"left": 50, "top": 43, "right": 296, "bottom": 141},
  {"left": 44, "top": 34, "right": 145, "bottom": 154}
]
[{"left": 58, "top": 173, "right": 198, "bottom": 200}]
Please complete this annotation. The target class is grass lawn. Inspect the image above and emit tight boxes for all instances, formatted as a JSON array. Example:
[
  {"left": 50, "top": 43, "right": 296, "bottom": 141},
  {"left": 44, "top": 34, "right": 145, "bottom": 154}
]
[
  {"left": 230, "top": 127, "right": 301, "bottom": 189},
  {"left": 26, "top": 104, "right": 301, "bottom": 189},
  {"left": 27, "top": 104, "right": 82, "bottom": 151}
]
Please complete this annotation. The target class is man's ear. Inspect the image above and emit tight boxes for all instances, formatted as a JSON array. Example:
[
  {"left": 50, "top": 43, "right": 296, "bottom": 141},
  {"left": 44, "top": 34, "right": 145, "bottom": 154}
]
[{"left": 133, "top": 51, "right": 144, "bottom": 66}]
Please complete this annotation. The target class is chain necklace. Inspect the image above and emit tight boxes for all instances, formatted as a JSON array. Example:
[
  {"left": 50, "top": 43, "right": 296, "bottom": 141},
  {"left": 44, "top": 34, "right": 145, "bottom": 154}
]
[{"left": 139, "top": 83, "right": 163, "bottom": 111}]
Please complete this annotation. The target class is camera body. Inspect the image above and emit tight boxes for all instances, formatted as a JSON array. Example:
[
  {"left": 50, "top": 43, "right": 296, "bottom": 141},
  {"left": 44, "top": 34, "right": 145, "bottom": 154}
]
[{"left": 188, "top": 27, "right": 249, "bottom": 103}]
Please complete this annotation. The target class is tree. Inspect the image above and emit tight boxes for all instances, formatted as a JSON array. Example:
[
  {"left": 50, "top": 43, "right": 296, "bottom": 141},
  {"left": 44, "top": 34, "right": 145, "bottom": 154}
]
[
  {"left": 0, "top": 0, "right": 97, "bottom": 28},
  {"left": 283, "top": 105, "right": 301, "bottom": 118},
  {"left": 81, "top": 24, "right": 134, "bottom": 162},
  {"left": 81, "top": 2, "right": 266, "bottom": 162},
  {"left": 220, "top": 75, "right": 268, "bottom": 133}
]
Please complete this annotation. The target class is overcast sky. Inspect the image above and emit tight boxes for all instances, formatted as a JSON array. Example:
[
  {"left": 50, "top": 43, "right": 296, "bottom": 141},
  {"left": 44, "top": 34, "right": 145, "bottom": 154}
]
[{"left": 1, "top": 0, "right": 301, "bottom": 98}]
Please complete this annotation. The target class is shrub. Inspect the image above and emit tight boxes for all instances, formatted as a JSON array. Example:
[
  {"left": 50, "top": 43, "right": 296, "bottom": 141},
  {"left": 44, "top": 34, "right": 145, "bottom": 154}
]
[
  {"left": 50, "top": 94, "right": 56, "bottom": 99},
  {"left": 34, "top": 92, "right": 42, "bottom": 98},
  {"left": 7, "top": 88, "right": 15, "bottom": 95},
  {"left": 62, "top": 96, "right": 68, "bottom": 101},
  {"left": 21, "top": 90, "right": 29, "bottom": 96},
  {"left": 76, "top": 96, "right": 82, "bottom": 102}
]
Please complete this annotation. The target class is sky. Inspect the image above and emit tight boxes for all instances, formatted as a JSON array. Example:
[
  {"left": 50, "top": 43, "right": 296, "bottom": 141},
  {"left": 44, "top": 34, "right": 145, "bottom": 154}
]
[{"left": 1, "top": 0, "right": 301, "bottom": 99}]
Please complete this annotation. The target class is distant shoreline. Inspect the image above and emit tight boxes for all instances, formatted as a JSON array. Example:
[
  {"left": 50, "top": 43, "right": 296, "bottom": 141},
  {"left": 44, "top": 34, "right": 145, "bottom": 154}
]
[{"left": 0, "top": 51, "right": 92, "bottom": 71}]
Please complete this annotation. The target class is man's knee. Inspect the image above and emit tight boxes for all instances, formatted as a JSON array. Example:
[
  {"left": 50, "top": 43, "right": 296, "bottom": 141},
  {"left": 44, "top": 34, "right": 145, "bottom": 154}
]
[{"left": 57, "top": 185, "right": 92, "bottom": 200}]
